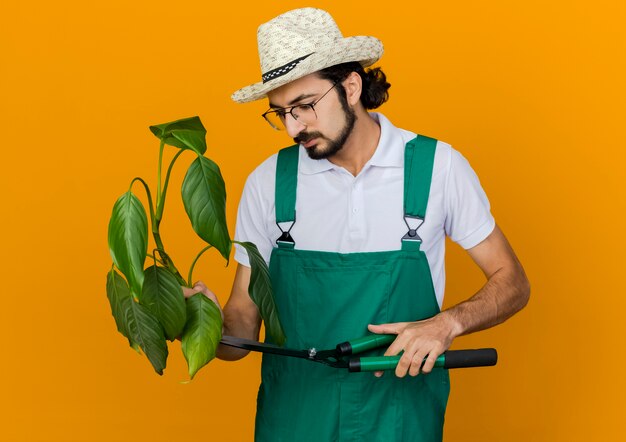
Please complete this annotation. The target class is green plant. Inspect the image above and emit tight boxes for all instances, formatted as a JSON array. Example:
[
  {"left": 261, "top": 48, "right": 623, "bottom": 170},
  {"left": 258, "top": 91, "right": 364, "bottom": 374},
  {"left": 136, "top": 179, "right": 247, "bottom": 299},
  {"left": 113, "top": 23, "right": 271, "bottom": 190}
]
[{"left": 106, "top": 116, "right": 285, "bottom": 379}]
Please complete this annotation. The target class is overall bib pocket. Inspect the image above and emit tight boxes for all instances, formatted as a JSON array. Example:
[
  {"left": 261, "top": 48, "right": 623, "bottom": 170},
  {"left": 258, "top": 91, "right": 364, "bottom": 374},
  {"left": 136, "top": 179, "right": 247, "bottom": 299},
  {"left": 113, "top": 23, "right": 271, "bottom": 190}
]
[{"left": 295, "top": 264, "right": 391, "bottom": 350}]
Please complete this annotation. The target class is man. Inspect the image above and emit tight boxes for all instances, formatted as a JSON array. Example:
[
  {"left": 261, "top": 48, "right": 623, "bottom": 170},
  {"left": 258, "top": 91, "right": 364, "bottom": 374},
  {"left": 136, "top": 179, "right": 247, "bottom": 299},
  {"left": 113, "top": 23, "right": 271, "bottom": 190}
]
[{"left": 186, "top": 7, "right": 530, "bottom": 441}]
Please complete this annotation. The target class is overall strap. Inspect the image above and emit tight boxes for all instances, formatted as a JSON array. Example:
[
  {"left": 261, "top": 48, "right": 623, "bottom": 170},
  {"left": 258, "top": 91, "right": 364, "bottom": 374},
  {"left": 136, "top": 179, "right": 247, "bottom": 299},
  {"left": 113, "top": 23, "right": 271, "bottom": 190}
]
[
  {"left": 275, "top": 144, "right": 299, "bottom": 248},
  {"left": 402, "top": 135, "right": 437, "bottom": 251}
]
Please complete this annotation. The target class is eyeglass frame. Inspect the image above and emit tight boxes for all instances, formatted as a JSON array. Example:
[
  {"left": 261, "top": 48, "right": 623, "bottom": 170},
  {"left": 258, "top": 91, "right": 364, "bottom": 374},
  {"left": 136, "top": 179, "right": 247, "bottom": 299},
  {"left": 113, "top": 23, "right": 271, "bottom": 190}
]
[{"left": 261, "top": 81, "right": 339, "bottom": 131}]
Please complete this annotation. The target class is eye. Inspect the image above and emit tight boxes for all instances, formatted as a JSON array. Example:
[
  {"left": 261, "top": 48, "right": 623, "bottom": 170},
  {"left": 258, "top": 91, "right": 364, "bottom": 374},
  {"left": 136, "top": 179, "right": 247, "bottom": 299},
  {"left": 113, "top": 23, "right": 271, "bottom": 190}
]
[
  {"left": 274, "top": 109, "right": 287, "bottom": 118},
  {"left": 294, "top": 104, "right": 314, "bottom": 114}
]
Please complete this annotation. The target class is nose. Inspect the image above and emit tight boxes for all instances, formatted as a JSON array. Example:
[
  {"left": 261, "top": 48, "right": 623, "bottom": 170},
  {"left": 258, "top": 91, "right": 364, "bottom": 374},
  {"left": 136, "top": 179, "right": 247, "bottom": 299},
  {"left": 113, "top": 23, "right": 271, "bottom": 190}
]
[{"left": 284, "top": 113, "right": 307, "bottom": 138}]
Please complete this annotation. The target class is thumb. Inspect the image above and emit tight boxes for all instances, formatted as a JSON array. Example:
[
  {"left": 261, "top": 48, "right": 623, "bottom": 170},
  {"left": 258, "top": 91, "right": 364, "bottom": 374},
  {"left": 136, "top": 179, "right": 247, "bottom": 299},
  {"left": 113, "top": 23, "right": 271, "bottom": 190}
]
[
  {"left": 367, "top": 322, "right": 408, "bottom": 335},
  {"left": 181, "top": 286, "right": 198, "bottom": 299}
]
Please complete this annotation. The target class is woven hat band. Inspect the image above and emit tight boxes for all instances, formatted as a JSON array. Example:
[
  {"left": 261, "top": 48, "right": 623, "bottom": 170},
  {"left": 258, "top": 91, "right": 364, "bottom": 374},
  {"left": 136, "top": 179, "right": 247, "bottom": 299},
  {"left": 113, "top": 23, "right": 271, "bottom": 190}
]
[{"left": 262, "top": 53, "right": 314, "bottom": 83}]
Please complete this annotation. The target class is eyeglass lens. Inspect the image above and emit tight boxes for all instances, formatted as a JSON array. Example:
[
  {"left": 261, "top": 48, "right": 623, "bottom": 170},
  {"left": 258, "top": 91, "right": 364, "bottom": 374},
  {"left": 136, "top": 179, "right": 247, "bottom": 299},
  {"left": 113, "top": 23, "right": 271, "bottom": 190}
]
[{"left": 262, "top": 82, "right": 337, "bottom": 130}]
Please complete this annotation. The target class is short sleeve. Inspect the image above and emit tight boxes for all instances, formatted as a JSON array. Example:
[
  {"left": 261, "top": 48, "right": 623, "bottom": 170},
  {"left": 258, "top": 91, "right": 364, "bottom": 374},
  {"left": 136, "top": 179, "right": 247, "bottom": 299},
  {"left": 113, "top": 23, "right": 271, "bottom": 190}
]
[
  {"left": 233, "top": 155, "right": 278, "bottom": 266},
  {"left": 444, "top": 149, "right": 496, "bottom": 249}
]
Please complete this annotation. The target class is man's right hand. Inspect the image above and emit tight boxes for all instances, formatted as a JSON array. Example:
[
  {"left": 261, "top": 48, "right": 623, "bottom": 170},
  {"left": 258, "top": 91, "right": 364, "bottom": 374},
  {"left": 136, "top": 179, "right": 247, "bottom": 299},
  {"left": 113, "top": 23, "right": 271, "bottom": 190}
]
[
  {"left": 182, "top": 281, "right": 224, "bottom": 321},
  {"left": 179, "top": 266, "right": 262, "bottom": 361}
]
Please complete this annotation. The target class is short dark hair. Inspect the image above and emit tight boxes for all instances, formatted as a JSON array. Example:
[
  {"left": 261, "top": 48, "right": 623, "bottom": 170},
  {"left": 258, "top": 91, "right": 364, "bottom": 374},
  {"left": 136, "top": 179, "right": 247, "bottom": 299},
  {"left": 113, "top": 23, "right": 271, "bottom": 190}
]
[{"left": 318, "top": 62, "right": 390, "bottom": 109}]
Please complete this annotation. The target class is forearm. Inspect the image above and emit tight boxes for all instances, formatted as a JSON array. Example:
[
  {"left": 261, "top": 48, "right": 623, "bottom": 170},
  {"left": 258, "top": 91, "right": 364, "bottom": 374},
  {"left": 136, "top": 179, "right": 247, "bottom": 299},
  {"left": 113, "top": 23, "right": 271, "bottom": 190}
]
[
  {"left": 217, "top": 306, "right": 261, "bottom": 361},
  {"left": 441, "top": 263, "right": 530, "bottom": 339},
  {"left": 216, "top": 264, "right": 262, "bottom": 361},
  {"left": 367, "top": 265, "right": 529, "bottom": 378},
  {"left": 368, "top": 226, "right": 529, "bottom": 377}
]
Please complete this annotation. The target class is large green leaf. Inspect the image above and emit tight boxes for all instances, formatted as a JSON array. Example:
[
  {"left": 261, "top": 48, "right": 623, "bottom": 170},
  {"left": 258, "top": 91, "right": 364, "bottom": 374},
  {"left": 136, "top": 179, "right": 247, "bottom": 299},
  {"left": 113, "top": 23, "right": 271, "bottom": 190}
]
[
  {"left": 141, "top": 265, "right": 187, "bottom": 341},
  {"left": 235, "top": 241, "right": 285, "bottom": 346},
  {"left": 149, "top": 116, "right": 207, "bottom": 155},
  {"left": 126, "top": 299, "right": 169, "bottom": 375},
  {"left": 105, "top": 269, "right": 168, "bottom": 374},
  {"left": 108, "top": 191, "right": 148, "bottom": 297},
  {"left": 181, "top": 294, "right": 223, "bottom": 379},
  {"left": 181, "top": 156, "right": 232, "bottom": 262},
  {"left": 106, "top": 269, "right": 139, "bottom": 351}
]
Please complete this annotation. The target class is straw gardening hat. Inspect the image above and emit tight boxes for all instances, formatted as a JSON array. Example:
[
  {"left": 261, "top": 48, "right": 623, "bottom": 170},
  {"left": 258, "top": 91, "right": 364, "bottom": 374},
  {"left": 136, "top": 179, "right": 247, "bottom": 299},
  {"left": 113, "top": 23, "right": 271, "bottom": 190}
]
[{"left": 231, "top": 8, "right": 384, "bottom": 103}]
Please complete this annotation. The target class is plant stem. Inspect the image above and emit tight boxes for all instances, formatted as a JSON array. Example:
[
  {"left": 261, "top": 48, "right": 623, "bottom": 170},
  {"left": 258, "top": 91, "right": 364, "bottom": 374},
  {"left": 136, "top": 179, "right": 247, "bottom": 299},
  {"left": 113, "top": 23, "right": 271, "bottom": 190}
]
[
  {"left": 156, "top": 139, "right": 165, "bottom": 205},
  {"left": 130, "top": 177, "right": 186, "bottom": 286},
  {"left": 152, "top": 231, "right": 187, "bottom": 287},
  {"left": 130, "top": 177, "right": 156, "bottom": 226},
  {"left": 147, "top": 253, "right": 165, "bottom": 266},
  {"left": 156, "top": 148, "right": 185, "bottom": 226},
  {"left": 188, "top": 245, "right": 212, "bottom": 285}
]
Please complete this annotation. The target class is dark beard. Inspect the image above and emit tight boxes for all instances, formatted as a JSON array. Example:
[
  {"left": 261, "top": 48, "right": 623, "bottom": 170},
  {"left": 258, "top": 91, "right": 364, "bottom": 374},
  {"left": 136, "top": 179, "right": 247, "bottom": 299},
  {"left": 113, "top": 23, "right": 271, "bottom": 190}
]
[{"left": 294, "top": 103, "right": 357, "bottom": 160}]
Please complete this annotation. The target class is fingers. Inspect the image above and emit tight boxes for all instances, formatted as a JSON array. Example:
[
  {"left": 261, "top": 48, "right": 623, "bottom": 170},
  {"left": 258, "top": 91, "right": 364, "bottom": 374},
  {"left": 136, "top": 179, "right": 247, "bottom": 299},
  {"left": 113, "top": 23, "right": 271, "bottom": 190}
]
[
  {"left": 396, "top": 341, "right": 445, "bottom": 377},
  {"left": 367, "top": 322, "right": 408, "bottom": 335},
  {"left": 420, "top": 350, "right": 441, "bottom": 374},
  {"left": 192, "top": 281, "right": 221, "bottom": 307},
  {"left": 370, "top": 318, "right": 452, "bottom": 378},
  {"left": 394, "top": 337, "right": 423, "bottom": 377},
  {"left": 181, "top": 281, "right": 224, "bottom": 320},
  {"left": 181, "top": 286, "right": 197, "bottom": 299},
  {"left": 182, "top": 281, "right": 216, "bottom": 302},
  {"left": 369, "top": 322, "right": 418, "bottom": 378},
  {"left": 368, "top": 322, "right": 410, "bottom": 357}
]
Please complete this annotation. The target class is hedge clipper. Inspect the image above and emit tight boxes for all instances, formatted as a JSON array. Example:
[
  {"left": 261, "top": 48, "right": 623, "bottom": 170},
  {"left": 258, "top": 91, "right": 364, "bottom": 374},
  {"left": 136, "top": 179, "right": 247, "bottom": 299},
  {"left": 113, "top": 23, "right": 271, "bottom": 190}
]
[{"left": 220, "top": 334, "right": 497, "bottom": 372}]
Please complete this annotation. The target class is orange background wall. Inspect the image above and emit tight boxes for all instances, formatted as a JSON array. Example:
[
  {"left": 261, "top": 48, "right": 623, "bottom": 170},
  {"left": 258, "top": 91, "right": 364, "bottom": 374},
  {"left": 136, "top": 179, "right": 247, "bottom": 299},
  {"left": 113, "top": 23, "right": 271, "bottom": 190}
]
[{"left": 1, "top": 1, "right": 624, "bottom": 440}]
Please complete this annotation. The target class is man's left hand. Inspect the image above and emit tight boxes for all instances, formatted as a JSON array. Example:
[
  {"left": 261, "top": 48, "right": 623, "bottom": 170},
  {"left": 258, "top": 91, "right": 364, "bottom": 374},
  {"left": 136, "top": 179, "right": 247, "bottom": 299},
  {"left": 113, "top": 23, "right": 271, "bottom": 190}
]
[{"left": 368, "top": 312, "right": 459, "bottom": 378}]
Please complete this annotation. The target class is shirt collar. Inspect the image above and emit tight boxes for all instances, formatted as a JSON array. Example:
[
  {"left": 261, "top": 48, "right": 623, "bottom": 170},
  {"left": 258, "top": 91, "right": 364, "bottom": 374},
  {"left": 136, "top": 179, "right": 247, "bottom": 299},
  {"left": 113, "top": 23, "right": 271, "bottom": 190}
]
[
  {"left": 367, "top": 113, "right": 406, "bottom": 168},
  {"left": 298, "top": 112, "right": 408, "bottom": 175}
]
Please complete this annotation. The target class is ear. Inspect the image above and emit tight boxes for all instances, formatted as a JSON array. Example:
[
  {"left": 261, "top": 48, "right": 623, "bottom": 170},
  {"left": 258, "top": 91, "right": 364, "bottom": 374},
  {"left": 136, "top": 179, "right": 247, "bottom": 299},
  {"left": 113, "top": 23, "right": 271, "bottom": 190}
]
[{"left": 343, "top": 71, "right": 363, "bottom": 107}]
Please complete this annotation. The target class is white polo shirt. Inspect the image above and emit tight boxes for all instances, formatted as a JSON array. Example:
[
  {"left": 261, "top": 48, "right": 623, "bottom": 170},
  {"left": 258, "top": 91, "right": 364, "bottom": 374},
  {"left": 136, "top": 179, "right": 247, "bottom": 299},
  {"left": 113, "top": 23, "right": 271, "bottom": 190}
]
[{"left": 234, "top": 113, "right": 495, "bottom": 308}]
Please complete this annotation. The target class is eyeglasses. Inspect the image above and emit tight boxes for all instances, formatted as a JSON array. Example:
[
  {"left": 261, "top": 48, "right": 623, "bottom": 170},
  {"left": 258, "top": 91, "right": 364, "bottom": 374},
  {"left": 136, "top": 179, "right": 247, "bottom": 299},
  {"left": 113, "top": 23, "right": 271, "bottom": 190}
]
[{"left": 262, "top": 82, "right": 338, "bottom": 131}]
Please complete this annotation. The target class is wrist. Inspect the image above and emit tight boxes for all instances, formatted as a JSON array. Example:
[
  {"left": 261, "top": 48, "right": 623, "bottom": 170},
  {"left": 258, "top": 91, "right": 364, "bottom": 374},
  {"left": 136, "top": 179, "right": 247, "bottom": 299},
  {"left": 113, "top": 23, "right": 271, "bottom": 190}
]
[{"left": 439, "top": 309, "right": 464, "bottom": 340}]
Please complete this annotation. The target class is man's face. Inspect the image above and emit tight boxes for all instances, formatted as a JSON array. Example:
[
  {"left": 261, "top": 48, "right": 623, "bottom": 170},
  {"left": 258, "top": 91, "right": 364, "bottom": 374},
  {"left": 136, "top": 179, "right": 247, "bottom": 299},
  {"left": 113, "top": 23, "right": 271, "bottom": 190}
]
[{"left": 267, "top": 73, "right": 356, "bottom": 160}]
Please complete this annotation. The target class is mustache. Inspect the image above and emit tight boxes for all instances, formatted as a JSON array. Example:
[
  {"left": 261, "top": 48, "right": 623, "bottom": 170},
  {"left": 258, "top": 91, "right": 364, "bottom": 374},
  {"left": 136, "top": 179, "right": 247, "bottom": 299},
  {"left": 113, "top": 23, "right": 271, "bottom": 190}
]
[{"left": 294, "top": 131, "right": 324, "bottom": 144}]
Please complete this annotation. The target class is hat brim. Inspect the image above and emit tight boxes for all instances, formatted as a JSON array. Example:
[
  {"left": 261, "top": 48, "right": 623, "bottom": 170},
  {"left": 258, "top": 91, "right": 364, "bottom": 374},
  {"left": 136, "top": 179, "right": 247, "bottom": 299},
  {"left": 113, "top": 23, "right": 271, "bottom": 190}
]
[{"left": 231, "top": 36, "right": 383, "bottom": 103}]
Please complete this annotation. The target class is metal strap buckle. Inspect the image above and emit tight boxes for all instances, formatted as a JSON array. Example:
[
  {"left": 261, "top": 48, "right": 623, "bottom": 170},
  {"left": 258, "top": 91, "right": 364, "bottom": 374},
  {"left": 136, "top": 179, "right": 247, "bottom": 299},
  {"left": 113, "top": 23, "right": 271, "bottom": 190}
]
[
  {"left": 275, "top": 217, "right": 296, "bottom": 245},
  {"left": 401, "top": 215, "right": 424, "bottom": 242}
]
